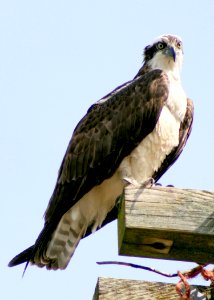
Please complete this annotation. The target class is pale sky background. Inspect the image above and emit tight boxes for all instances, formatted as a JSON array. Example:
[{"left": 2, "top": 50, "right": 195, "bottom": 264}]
[{"left": 1, "top": 1, "right": 214, "bottom": 299}]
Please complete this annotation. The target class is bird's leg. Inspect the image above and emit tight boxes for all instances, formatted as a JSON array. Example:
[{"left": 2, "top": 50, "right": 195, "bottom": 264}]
[{"left": 140, "top": 177, "right": 155, "bottom": 188}]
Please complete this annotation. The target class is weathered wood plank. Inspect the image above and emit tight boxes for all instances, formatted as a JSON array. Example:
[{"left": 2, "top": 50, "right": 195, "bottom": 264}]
[
  {"left": 118, "top": 186, "right": 214, "bottom": 263},
  {"left": 93, "top": 277, "right": 213, "bottom": 300}
]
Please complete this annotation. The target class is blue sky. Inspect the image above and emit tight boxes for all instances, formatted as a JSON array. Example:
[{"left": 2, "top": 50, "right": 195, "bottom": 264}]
[{"left": 1, "top": 1, "right": 214, "bottom": 299}]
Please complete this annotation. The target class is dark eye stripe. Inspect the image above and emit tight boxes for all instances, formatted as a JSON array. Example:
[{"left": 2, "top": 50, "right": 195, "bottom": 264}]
[{"left": 144, "top": 41, "right": 166, "bottom": 61}]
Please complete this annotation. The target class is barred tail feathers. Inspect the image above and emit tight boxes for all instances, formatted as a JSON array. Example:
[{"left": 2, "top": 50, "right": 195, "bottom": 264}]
[
  {"left": 8, "top": 172, "right": 124, "bottom": 270},
  {"left": 8, "top": 205, "right": 88, "bottom": 271},
  {"left": 44, "top": 204, "right": 88, "bottom": 270}
]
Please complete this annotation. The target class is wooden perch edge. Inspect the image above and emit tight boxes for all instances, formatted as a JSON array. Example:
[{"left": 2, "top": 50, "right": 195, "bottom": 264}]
[
  {"left": 118, "top": 185, "right": 214, "bottom": 263},
  {"left": 93, "top": 277, "right": 214, "bottom": 300}
]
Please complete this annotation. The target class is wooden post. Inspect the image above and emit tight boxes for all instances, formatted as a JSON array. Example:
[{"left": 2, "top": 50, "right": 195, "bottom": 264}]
[
  {"left": 118, "top": 186, "right": 214, "bottom": 263},
  {"left": 93, "top": 277, "right": 213, "bottom": 300},
  {"left": 93, "top": 186, "right": 214, "bottom": 299}
]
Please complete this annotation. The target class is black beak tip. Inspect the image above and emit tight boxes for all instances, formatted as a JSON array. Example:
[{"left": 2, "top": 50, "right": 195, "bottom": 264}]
[{"left": 170, "top": 46, "right": 176, "bottom": 62}]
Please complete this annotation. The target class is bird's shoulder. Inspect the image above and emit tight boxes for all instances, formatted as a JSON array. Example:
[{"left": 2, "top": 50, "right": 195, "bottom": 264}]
[{"left": 87, "top": 68, "right": 169, "bottom": 113}]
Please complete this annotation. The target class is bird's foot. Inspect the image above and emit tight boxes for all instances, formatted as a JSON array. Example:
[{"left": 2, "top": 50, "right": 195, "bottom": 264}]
[
  {"left": 123, "top": 177, "right": 139, "bottom": 187},
  {"left": 123, "top": 177, "right": 155, "bottom": 189},
  {"left": 140, "top": 177, "right": 155, "bottom": 189},
  {"left": 155, "top": 182, "right": 174, "bottom": 187}
]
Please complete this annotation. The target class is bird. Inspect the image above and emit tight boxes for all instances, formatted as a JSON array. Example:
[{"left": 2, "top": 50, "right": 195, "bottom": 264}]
[{"left": 8, "top": 34, "right": 194, "bottom": 271}]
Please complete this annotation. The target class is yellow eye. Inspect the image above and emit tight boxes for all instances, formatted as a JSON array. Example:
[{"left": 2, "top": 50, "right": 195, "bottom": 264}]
[
  {"left": 177, "top": 41, "right": 182, "bottom": 49},
  {"left": 157, "top": 42, "right": 165, "bottom": 50}
]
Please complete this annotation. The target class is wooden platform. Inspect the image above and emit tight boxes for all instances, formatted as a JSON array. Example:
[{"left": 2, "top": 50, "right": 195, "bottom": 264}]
[
  {"left": 118, "top": 186, "right": 214, "bottom": 263},
  {"left": 93, "top": 186, "right": 214, "bottom": 299},
  {"left": 93, "top": 277, "right": 213, "bottom": 300}
]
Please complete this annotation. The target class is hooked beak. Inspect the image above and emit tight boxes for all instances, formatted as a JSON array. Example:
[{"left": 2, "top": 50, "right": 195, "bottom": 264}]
[{"left": 163, "top": 46, "right": 176, "bottom": 62}]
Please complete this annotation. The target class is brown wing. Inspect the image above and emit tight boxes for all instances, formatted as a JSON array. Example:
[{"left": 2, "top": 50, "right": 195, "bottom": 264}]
[
  {"left": 8, "top": 69, "right": 169, "bottom": 268},
  {"left": 45, "top": 70, "right": 169, "bottom": 223},
  {"left": 83, "top": 98, "right": 194, "bottom": 237}
]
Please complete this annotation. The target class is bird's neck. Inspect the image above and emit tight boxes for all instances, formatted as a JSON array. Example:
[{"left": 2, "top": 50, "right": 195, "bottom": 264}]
[
  {"left": 148, "top": 53, "right": 182, "bottom": 81},
  {"left": 134, "top": 62, "right": 181, "bottom": 82}
]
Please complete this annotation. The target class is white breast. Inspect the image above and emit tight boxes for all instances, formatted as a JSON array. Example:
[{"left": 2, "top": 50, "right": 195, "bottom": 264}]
[
  {"left": 119, "top": 74, "right": 187, "bottom": 183},
  {"left": 46, "top": 74, "right": 188, "bottom": 269}
]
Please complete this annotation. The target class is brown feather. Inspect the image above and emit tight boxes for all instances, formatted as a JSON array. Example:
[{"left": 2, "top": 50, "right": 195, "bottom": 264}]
[{"left": 8, "top": 69, "right": 172, "bottom": 269}]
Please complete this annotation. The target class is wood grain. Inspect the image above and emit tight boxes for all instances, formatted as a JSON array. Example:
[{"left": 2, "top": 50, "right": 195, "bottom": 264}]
[
  {"left": 93, "top": 277, "right": 213, "bottom": 300},
  {"left": 118, "top": 186, "right": 214, "bottom": 263}
]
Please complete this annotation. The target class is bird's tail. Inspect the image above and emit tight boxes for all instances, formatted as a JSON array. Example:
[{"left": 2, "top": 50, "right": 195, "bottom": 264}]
[
  {"left": 43, "top": 205, "right": 88, "bottom": 270},
  {"left": 8, "top": 203, "right": 89, "bottom": 271},
  {"left": 8, "top": 246, "right": 33, "bottom": 268}
]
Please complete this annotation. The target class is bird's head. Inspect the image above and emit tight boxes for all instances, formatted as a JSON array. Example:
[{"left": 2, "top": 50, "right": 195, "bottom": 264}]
[{"left": 143, "top": 34, "right": 184, "bottom": 77}]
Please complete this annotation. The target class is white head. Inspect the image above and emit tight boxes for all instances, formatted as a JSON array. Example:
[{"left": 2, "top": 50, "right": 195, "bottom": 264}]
[{"left": 143, "top": 34, "right": 184, "bottom": 78}]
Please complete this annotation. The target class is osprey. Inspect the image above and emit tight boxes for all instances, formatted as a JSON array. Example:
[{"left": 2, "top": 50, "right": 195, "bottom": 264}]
[{"left": 9, "top": 34, "right": 193, "bottom": 271}]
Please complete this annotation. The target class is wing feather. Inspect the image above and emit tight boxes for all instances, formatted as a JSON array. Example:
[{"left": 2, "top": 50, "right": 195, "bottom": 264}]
[
  {"left": 45, "top": 70, "right": 169, "bottom": 223},
  {"left": 83, "top": 99, "right": 194, "bottom": 238},
  {"left": 12, "top": 69, "right": 169, "bottom": 266}
]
